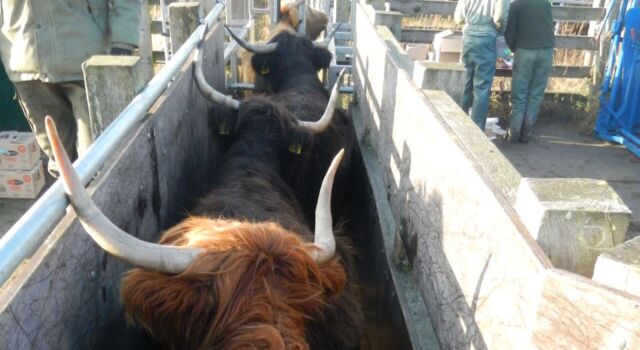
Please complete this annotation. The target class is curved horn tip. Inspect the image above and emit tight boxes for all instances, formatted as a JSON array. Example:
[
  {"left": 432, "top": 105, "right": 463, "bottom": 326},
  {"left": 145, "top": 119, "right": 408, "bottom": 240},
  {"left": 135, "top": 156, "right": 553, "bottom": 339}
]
[
  {"left": 225, "top": 25, "right": 278, "bottom": 54},
  {"left": 45, "top": 115, "right": 55, "bottom": 135},
  {"left": 194, "top": 49, "right": 241, "bottom": 110},
  {"left": 46, "top": 117, "right": 201, "bottom": 274},
  {"left": 44, "top": 115, "right": 74, "bottom": 181},
  {"left": 335, "top": 148, "right": 345, "bottom": 161},
  {"left": 44, "top": 116, "right": 62, "bottom": 170},
  {"left": 310, "top": 148, "right": 345, "bottom": 264},
  {"left": 327, "top": 150, "right": 345, "bottom": 175},
  {"left": 313, "top": 24, "right": 340, "bottom": 49},
  {"left": 335, "top": 68, "right": 346, "bottom": 83}
]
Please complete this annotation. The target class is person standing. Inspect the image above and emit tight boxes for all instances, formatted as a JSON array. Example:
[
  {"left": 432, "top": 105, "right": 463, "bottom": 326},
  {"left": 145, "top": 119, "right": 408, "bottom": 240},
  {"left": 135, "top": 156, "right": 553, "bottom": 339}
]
[
  {"left": 0, "top": 0, "right": 141, "bottom": 176},
  {"left": 504, "top": 0, "right": 555, "bottom": 143},
  {"left": 455, "top": 0, "right": 509, "bottom": 130}
]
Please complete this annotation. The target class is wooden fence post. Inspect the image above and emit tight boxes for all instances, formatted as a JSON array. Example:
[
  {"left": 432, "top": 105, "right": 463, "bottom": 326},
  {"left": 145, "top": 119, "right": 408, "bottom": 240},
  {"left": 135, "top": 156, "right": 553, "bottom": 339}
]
[
  {"left": 202, "top": 0, "right": 217, "bottom": 14},
  {"left": 366, "top": 5, "right": 403, "bottom": 39},
  {"left": 83, "top": 56, "right": 152, "bottom": 138},
  {"left": 515, "top": 178, "right": 631, "bottom": 277},
  {"left": 139, "top": 0, "right": 154, "bottom": 78},
  {"left": 169, "top": 2, "right": 201, "bottom": 53},
  {"left": 335, "top": 0, "right": 351, "bottom": 22}
]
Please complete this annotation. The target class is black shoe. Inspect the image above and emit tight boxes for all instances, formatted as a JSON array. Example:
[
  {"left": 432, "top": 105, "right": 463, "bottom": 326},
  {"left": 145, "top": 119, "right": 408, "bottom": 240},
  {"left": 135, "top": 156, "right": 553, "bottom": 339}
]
[
  {"left": 521, "top": 121, "right": 533, "bottom": 143},
  {"left": 47, "top": 160, "right": 60, "bottom": 178},
  {"left": 503, "top": 129, "right": 520, "bottom": 143},
  {"left": 48, "top": 168, "right": 60, "bottom": 178}
]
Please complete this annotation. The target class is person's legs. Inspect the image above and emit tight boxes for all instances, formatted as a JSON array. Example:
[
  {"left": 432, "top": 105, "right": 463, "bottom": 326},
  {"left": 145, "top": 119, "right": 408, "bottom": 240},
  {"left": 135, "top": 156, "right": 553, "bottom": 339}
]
[
  {"left": 461, "top": 35, "right": 476, "bottom": 115},
  {"left": 508, "top": 48, "right": 536, "bottom": 142},
  {"left": 61, "top": 81, "right": 93, "bottom": 156},
  {"left": 521, "top": 48, "right": 553, "bottom": 142},
  {"left": 469, "top": 35, "right": 496, "bottom": 130},
  {"left": 14, "top": 81, "right": 77, "bottom": 176}
]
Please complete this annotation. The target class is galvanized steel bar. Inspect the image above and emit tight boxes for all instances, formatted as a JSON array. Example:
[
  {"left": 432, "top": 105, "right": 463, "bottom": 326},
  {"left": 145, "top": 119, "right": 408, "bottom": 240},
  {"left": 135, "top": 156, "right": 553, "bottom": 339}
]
[{"left": 0, "top": 3, "right": 227, "bottom": 286}]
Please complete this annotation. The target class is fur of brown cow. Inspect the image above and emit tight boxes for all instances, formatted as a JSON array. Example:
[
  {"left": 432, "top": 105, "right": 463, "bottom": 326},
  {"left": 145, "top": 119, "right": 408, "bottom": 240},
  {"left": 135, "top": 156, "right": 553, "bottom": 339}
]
[
  {"left": 122, "top": 97, "right": 363, "bottom": 349},
  {"left": 280, "top": 3, "right": 328, "bottom": 41}
]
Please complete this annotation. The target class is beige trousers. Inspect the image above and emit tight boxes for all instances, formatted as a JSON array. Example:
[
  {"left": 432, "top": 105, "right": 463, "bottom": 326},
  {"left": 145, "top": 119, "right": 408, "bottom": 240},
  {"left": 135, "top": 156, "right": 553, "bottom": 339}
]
[{"left": 14, "top": 80, "right": 93, "bottom": 175}]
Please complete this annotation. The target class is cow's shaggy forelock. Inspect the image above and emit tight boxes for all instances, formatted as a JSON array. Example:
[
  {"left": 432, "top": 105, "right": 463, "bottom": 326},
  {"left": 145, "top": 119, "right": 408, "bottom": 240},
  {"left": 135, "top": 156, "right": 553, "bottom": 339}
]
[{"left": 121, "top": 218, "right": 346, "bottom": 349}]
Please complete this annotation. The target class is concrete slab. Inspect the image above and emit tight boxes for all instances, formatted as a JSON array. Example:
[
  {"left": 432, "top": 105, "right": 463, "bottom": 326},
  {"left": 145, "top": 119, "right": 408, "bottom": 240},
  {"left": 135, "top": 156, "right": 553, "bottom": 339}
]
[
  {"left": 495, "top": 119, "right": 640, "bottom": 239},
  {"left": 515, "top": 177, "right": 631, "bottom": 277},
  {"left": 414, "top": 61, "right": 466, "bottom": 107},
  {"left": 593, "top": 235, "right": 640, "bottom": 296}
]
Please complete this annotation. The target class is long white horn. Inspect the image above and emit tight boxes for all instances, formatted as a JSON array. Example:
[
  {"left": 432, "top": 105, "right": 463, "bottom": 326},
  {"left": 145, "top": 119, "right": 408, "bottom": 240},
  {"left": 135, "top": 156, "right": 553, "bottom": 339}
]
[
  {"left": 226, "top": 25, "right": 278, "bottom": 54},
  {"left": 45, "top": 116, "right": 203, "bottom": 274},
  {"left": 310, "top": 149, "right": 345, "bottom": 264},
  {"left": 194, "top": 43, "right": 240, "bottom": 109},
  {"left": 313, "top": 23, "right": 341, "bottom": 49},
  {"left": 299, "top": 68, "right": 345, "bottom": 132}
]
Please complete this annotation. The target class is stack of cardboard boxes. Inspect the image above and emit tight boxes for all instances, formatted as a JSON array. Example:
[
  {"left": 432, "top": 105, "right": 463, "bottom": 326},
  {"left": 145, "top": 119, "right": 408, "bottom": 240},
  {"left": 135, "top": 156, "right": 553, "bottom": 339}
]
[
  {"left": 404, "top": 30, "right": 464, "bottom": 63},
  {"left": 433, "top": 30, "right": 463, "bottom": 63},
  {"left": 407, "top": 31, "right": 510, "bottom": 66},
  {"left": 0, "top": 131, "right": 45, "bottom": 199}
]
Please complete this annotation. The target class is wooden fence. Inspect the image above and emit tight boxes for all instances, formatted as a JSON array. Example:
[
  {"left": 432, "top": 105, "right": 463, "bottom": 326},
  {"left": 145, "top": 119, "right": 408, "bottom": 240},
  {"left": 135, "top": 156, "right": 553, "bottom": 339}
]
[
  {"left": 388, "top": 0, "right": 605, "bottom": 79},
  {"left": 353, "top": 1, "right": 640, "bottom": 347}
]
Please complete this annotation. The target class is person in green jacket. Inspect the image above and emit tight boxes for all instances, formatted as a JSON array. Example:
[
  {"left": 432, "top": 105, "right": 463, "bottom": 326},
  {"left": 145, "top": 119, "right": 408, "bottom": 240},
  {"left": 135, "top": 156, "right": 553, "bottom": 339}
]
[
  {"left": 504, "top": 0, "right": 555, "bottom": 143},
  {"left": 0, "top": 0, "right": 141, "bottom": 176}
]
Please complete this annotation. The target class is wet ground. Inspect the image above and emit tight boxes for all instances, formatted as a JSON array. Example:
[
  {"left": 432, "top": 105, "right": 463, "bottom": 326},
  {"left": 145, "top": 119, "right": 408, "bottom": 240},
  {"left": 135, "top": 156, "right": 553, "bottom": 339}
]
[{"left": 495, "top": 118, "right": 640, "bottom": 238}]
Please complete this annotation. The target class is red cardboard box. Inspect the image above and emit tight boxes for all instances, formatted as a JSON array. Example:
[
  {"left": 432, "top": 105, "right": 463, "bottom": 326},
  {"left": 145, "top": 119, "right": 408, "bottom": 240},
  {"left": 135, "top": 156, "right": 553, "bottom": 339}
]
[
  {"left": 0, "top": 160, "right": 45, "bottom": 199},
  {"left": 0, "top": 131, "right": 41, "bottom": 170}
]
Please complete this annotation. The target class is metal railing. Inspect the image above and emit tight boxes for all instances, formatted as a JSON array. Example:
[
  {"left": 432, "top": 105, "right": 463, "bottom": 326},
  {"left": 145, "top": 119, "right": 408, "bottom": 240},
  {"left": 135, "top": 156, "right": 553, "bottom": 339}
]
[{"left": 0, "top": 2, "right": 227, "bottom": 286}]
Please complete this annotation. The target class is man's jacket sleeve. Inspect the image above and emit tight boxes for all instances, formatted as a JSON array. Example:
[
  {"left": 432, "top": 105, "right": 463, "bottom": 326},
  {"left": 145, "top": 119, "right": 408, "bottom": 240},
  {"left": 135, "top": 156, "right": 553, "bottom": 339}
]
[
  {"left": 504, "top": 2, "right": 517, "bottom": 51},
  {"left": 109, "top": 0, "right": 142, "bottom": 49}
]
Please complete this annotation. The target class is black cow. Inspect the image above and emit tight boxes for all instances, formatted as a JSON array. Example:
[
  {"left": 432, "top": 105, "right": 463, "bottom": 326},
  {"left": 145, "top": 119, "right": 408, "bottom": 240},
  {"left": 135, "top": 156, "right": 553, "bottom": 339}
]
[{"left": 227, "top": 29, "right": 356, "bottom": 227}]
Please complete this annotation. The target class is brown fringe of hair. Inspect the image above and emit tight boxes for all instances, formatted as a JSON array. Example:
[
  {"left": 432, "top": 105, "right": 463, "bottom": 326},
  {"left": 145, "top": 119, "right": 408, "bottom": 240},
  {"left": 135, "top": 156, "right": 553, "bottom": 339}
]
[{"left": 121, "top": 217, "right": 346, "bottom": 349}]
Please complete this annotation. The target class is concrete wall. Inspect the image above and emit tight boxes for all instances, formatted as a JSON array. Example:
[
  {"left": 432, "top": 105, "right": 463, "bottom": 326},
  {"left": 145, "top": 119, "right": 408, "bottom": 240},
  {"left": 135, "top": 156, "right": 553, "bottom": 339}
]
[
  {"left": 353, "top": 1, "right": 640, "bottom": 348},
  {"left": 0, "top": 24, "right": 225, "bottom": 349}
]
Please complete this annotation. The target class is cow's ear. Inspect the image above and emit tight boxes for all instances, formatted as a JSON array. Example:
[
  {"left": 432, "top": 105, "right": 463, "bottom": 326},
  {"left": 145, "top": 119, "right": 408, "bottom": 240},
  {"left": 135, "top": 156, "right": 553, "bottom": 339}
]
[
  {"left": 310, "top": 47, "right": 332, "bottom": 70},
  {"left": 209, "top": 105, "right": 238, "bottom": 136},
  {"left": 287, "top": 127, "right": 312, "bottom": 156}
]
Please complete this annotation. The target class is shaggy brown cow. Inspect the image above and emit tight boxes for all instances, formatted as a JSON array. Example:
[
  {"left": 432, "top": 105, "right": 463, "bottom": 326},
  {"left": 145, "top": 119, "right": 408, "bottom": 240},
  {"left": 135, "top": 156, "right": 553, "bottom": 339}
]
[
  {"left": 44, "top": 93, "right": 362, "bottom": 348},
  {"left": 279, "top": 0, "right": 329, "bottom": 42}
]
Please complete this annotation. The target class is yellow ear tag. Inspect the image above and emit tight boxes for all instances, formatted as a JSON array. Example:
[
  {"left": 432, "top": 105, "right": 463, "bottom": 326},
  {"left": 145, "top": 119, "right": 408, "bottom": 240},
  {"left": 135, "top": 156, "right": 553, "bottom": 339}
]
[
  {"left": 218, "top": 121, "right": 229, "bottom": 135},
  {"left": 260, "top": 66, "right": 270, "bottom": 75},
  {"left": 289, "top": 143, "right": 302, "bottom": 155}
]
